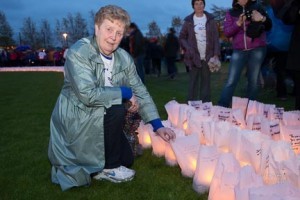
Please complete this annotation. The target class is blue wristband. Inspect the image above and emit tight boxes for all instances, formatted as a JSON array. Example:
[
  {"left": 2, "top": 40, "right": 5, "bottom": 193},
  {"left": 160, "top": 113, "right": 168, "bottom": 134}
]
[
  {"left": 150, "top": 118, "right": 164, "bottom": 132},
  {"left": 120, "top": 87, "right": 133, "bottom": 100}
]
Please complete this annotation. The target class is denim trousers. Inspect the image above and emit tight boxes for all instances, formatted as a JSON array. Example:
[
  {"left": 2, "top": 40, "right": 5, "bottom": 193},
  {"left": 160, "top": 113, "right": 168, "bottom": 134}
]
[{"left": 218, "top": 47, "right": 266, "bottom": 107}]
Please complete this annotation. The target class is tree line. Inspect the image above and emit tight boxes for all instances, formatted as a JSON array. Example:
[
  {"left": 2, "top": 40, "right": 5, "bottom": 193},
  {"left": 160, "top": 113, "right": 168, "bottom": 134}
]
[{"left": 0, "top": 5, "right": 228, "bottom": 50}]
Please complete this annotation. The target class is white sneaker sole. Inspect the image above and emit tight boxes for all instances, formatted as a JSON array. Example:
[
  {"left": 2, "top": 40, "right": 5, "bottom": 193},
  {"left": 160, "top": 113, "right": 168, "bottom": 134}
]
[{"left": 93, "top": 172, "right": 134, "bottom": 183}]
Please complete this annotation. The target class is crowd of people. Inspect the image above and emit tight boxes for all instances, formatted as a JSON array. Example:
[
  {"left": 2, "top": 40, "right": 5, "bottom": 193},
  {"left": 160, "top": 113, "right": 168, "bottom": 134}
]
[{"left": 0, "top": 47, "right": 68, "bottom": 67}]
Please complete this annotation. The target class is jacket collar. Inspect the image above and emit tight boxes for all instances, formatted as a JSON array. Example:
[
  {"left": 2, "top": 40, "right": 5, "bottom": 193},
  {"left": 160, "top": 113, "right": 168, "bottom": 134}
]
[
  {"left": 184, "top": 11, "right": 214, "bottom": 23},
  {"left": 83, "top": 36, "right": 127, "bottom": 73}
]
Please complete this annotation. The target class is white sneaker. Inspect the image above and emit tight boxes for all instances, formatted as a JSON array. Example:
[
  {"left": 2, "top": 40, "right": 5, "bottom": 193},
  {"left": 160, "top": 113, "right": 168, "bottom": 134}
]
[{"left": 93, "top": 166, "right": 135, "bottom": 183}]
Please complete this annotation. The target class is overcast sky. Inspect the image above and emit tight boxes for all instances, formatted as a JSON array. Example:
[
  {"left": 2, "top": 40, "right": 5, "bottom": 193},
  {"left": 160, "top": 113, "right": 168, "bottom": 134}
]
[{"left": 2, "top": 0, "right": 231, "bottom": 35}]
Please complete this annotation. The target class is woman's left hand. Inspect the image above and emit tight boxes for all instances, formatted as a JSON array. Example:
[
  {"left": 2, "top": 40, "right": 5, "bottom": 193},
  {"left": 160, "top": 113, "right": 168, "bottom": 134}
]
[
  {"left": 251, "top": 10, "right": 265, "bottom": 22},
  {"left": 156, "top": 127, "right": 176, "bottom": 142}
]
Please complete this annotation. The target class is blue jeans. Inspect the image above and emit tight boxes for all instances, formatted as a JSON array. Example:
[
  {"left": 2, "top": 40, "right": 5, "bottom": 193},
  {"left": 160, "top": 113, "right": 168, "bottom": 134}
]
[{"left": 218, "top": 47, "right": 266, "bottom": 107}]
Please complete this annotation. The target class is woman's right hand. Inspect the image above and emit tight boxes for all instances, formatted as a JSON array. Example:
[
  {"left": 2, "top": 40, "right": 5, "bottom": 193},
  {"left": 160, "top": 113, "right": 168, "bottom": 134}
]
[
  {"left": 236, "top": 13, "right": 246, "bottom": 27},
  {"left": 127, "top": 95, "right": 139, "bottom": 113}
]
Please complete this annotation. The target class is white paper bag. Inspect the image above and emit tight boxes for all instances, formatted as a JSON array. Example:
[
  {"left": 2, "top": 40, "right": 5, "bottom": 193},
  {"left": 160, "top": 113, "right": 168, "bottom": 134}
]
[
  {"left": 170, "top": 134, "right": 200, "bottom": 177},
  {"left": 237, "top": 130, "right": 271, "bottom": 174},
  {"left": 246, "top": 100, "right": 265, "bottom": 121},
  {"left": 212, "top": 121, "right": 235, "bottom": 152},
  {"left": 211, "top": 105, "right": 231, "bottom": 122},
  {"left": 232, "top": 96, "right": 249, "bottom": 118},
  {"left": 231, "top": 108, "right": 246, "bottom": 128},
  {"left": 246, "top": 114, "right": 263, "bottom": 131},
  {"left": 280, "top": 155, "right": 300, "bottom": 189},
  {"left": 260, "top": 118, "right": 281, "bottom": 140},
  {"left": 249, "top": 182, "right": 300, "bottom": 200},
  {"left": 280, "top": 125, "right": 300, "bottom": 154},
  {"left": 137, "top": 121, "right": 152, "bottom": 149},
  {"left": 262, "top": 140, "right": 295, "bottom": 185},
  {"left": 193, "top": 145, "right": 220, "bottom": 194},
  {"left": 208, "top": 153, "right": 241, "bottom": 200},
  {"left": 164, "top": 100, "right": 181, "bottom": 127},
  {"left": 234, "top": 165, "right": 264, "bottom": 200},
  {"left": 282, "top": 110, "right": 300, "bottom": 126}
]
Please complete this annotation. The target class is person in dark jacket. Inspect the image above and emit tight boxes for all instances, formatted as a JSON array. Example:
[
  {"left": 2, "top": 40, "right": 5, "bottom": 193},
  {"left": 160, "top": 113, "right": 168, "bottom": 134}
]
[
  {"left": 164, "top": 28, "right": 180, "bottom": 79},
  {"left": 150, "top": 37, "right": 164, "bottom": 77},
  {"left": 179, "top": 0, "right": 220, "bottom": 102},
  {"left": 218, "top": 0, "right": 272, "bottom": 107},
  {"left": 129, "top": 22, "right": 145, "bottom": 83},
  {"left": 279, "top": 0, "right": 300, "bottom": 109}
]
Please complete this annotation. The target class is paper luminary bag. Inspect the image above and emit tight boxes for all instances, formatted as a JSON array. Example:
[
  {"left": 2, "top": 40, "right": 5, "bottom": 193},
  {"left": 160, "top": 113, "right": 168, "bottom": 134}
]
[
  {"left": 211, "top": 121, "right": 235, "bottom": 152},
  {"left": 228, "top": 125, "right": 243, "bottom": 159},
  {"left": 282, "top": 110, "right": 300, "bottom": 126},
  {"left": 188, "top": 100, "right": 202, "bottom": 109},
  {"left": 249, "top": 182, "right": 300, "bottom": 200},
  {"left": 232, "top": 96, "right": 249, "bottom": 118},
  {"left": 164, "top": 127, "right": 185, "bottom": 166},
  {"left": 208, "top": 153, "right": 241, "bottom": 200},
  {"left": 280, "top": 154, "right": 300, "bottom": 189},
  {"left": 236, "top": 130, "right": 271, "bottom": 174},
  {"left": 211, "top": 105, "right": 232, "bottom": 122},
  {"left": 198, "top": 102, "right": 213, "bottom": 116},
  {"left": 185, "top": 108, "right": 212, "bottom": 144},
  {"left": 263, "top": 103, "right": 276, "bottom": 119},
  {"left": 193, "top": 145, "right": 221, "bottom": 194},
  {"left": 246, "top": 114, "right": 264, "bottom": 131},
  {"left": 234, "top": 165, "right": 264, "bottom": 200},
  {"left": 262, "top": 140, "right": 296, "bottom": 185},
  {"left": 177, "top": 104, "right": 194, "bottom": 131},
  {"left": 231, "top": 108, "right": 246, "bottom": 129},
  {"left": 268, "top": 106, "right": 284, "bottom": 121},
  {"left": 280, "top": 125, "right": 300, "bottom": 154},
  {"left": 136, "top": 121, "right": 152, "bottom": 149},
  {"left": 170, "top": 133, "right": 200, "bottom": 177},
  {"left": 164, "top": 100, "right": 181, "bottom": 127},
  {"left": 246, "top": 100, "right": 265, "bottom": 121},
  {"left": 260, "top": 118, "right": 281, "bottom": 141},
  {"left": 149, "top": 128, "right": 166, "bottom": 157}
]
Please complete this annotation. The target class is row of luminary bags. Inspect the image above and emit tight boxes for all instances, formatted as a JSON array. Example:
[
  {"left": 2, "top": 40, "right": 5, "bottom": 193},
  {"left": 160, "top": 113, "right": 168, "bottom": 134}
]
[{"left": 136, "top": 97, "right": 300, "bottom": 200}]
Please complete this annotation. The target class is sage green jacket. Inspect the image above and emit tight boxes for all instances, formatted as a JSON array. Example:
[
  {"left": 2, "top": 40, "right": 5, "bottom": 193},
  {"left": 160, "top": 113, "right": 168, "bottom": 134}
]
[{"left": 48, "top": 36, "right": 160, "bottom": 190}]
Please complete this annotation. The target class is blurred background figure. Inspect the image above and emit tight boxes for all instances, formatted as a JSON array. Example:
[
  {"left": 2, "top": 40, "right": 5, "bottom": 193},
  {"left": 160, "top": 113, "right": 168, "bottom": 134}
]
[
  {"left": 129, "top": 22, "right": 146, "bottom": 83},
  {"left": 164, "top": 28, "right": 180, "bottom": 79},
  {"left": 150, "top": 37, "right": 164, "bottom": 77},
  {"left": 179, "top": 0, "right": 220, "bottom": 102},
  {"left": 275, "top": 0, "right": 300, "bottom": 109},
  {"left": 218, "top": 0, "right": 272, "bottom": 107}
]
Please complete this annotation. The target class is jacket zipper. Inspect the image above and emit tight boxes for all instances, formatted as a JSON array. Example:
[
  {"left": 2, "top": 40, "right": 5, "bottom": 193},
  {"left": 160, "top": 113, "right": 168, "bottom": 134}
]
[{"left": 243, "top": 7, "right": 248, "bottom": 50}]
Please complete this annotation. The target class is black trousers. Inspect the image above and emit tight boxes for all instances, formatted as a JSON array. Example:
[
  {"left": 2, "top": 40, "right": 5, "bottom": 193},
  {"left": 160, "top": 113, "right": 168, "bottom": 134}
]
[{"left": 104, "top": 105, "right": 134, "bottom": 169}]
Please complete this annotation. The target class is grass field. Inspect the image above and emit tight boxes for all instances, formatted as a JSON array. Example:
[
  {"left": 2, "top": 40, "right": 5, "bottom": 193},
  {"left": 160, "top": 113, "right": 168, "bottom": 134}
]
[{"left": 0, "top": 62, "right": 294, "bottom": 200}]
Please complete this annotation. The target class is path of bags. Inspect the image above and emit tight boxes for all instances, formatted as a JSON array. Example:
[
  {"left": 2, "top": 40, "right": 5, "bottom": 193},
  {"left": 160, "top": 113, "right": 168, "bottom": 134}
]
[{"left": 137, "top": 98, "right": 300, "bottom": 200}]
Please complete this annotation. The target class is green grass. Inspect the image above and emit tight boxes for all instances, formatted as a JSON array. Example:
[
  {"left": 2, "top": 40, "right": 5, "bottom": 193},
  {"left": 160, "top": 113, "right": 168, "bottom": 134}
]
[{"left": 0, "top": 62, "right": 294, "bottom": 200}]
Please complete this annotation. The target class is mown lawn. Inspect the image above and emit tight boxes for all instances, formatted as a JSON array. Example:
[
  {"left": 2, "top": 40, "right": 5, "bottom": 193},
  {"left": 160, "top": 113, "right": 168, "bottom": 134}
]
[{"left": 0, "top": 62, "right": 294, "bottom": 200}]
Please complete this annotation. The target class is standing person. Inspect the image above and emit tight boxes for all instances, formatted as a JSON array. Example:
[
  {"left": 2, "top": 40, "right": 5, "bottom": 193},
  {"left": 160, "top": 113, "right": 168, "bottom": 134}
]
[
  {"left": 129, "top": 22, "right": 145, "bottom": 83},
  {"left": 278, "top": 0, "right": 300, "bottom": 109},
  {"left": 218, "top": 0, "right": 272, "bottom": 107},
  {"left": 179, "top": 0, "right": 220, "bottom": 102},
  {"left": 266, "top": 5, "right": 294, "bottom": 100},
  {"left": 48, "top": 5, "right": 176, "bottom": 191},
  {"left": 164, "top": 28, "right": 180, "bottom": 79},
  {"left": 150, "top": 37, "right": 164, "bottom": 77}
]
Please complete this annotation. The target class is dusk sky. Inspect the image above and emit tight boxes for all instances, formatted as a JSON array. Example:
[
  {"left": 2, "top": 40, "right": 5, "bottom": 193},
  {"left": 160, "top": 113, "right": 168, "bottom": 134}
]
[{"left": 2, "top": 0, "right": 232, "bottom": 35}]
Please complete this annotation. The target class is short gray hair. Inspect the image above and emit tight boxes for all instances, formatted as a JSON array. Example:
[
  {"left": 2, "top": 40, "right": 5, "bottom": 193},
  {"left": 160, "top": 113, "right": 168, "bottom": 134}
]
[{"left": 94, "top": 5, "right": 131, "bottom": 30}]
